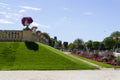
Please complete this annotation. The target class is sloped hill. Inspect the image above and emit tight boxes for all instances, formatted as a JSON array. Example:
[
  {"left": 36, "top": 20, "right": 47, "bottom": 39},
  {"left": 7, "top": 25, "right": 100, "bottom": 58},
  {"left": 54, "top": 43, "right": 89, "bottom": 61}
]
[{"left": 0, "top": 42, "right": 97, "bottom": 70}]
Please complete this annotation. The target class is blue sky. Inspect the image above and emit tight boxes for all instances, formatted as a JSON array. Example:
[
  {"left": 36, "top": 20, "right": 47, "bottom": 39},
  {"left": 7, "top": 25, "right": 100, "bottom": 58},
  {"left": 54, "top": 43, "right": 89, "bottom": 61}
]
[{"left": 0, "top": 0, "right": 120, "bottom": 43}]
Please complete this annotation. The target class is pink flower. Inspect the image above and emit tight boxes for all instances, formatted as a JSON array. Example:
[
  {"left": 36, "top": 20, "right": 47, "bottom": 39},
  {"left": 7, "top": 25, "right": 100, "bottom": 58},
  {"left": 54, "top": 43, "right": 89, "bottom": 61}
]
[
  {"left": 21, "top": 17, "right": 33, "bottom": 26},
  {"left": 36, "top": 30, "right": 41, "bottom": 33}
]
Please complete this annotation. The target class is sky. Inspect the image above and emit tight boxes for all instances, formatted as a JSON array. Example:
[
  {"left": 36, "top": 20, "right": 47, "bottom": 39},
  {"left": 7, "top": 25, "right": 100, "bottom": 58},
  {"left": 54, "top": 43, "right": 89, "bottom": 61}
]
[{"left": 0, "top": 0, "right": 120, "bottom": 43}]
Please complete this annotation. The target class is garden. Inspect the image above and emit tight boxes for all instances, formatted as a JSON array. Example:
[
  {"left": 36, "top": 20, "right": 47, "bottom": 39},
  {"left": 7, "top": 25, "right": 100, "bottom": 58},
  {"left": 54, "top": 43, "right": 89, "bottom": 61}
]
[{"left": 71, "top": 50, "right": 120, "bottom": 67}]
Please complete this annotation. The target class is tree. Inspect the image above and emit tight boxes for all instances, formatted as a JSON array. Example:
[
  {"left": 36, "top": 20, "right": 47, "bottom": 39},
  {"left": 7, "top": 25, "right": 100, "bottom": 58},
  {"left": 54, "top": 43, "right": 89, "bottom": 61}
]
[
  {"left": 42, "top": 32, "right": 50, "bottom": 40},
  {"left": 92, "top": 41, "right": 100, "bottom": 50},
  {"left": 54, "top": 36, "right": 57, "bottom": 41},
  {"left": 63, "top": 42, "right": 68, "bottom": 50},
  {"left": 110, "top": 31, "right": 120, "bottom": 37},
  {"left": 54, "top": 36, "right": 58, "bottom": 48},
  {"left": 58, "top": 40, "right": 62, "bottom": 50},
  {"left": 85, "top": 40, "right": 93, "bottom": 51},
  {"left": 103, "top": 37, "right": 115, "bottom": 50},
  {"left": 110, "top": 31, "right": 120, "bottom": 49},
  {"left": 73, "top": 38, "right": 84, "bottom": 50},
  {"left": 99, "top": 43, "right": 106, "bottom": 50},
  {"left": 49, "top": 38, "right": 55, "bottom": 47},
  {"left": 69, "top": 43, "right": 76, "bottom": 51},
  {"left": 41, "top": 32, "right": 50, "bottom": 44}
]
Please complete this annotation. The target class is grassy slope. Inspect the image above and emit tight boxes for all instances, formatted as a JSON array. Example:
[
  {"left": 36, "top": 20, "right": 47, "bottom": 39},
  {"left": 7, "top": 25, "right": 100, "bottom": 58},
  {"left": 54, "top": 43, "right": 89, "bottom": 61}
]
[{"left": 0, "top": 42, "right": 97, "bottom": 70}]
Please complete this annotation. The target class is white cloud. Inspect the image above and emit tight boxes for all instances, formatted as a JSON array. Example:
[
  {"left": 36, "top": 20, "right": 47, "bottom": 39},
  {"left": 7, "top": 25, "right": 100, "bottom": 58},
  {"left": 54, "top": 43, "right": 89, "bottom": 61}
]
[
  {"left": 7, "top": 7, "right": 11, "bottom": 10},
  {"left": 0, "top": 2, "right": 8, "bottom": 6},
  {"left": 63, "top": 17, "right": 71, "bottom": 20},
  {"left": 83, "top": 12, "right": 93, "bottom": 16},
  {"left": 31, "top": 22, "right": 50, "bottom": 28},
  {"left": 5, "top": 13, "right": 22, "bottom": 18},
  {"left": 31, "top": 22, "right": 40, "bottom": 26},
  {"left": 0, "top": 11, "right": 6, "bottom": 15},
  {"left": 0, "top": 2, "right": 11, "bottom": 11},
  {"left": 20, "top": 6, "right": 41, "bottom": 11},
  {"left": 62, "top": 17, "right": 72, "bottom": 24},
  {"left": 0, "top": 19, "right": 14, "bottom": 24},
  {"left": 0, "top": 11, "right": 22, "bottom": 22},
  {"left": 18, "top": 9, "right": 26, "bottom": 13},
  {"left": 0, "top": 3, "right": 22, "bottom": 24},
  {"left": 63, "top": 8, "right": 69, "bottom": 11}
]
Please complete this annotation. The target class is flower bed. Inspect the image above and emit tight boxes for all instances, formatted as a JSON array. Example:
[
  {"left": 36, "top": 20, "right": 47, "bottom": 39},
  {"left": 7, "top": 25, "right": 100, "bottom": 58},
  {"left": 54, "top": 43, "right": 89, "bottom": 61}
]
[{"left": 71, "top": 50, "right": 119, "bottom": 66}]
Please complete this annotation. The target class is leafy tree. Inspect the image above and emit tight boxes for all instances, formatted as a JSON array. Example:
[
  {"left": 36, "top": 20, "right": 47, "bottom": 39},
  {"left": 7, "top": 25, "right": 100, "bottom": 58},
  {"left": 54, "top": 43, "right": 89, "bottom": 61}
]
[
  {"left": 92, "top": 41, "right": 100, "bottom": 50},
  {"left": 85, "top": 40, "right": 93, "bottom": 51},
  {"left": 53, "top": 36, "right": 59, "bottom": 48},
  {"left": 110, "top": 31, "right": 120, "bottom": 37},
  {"left": 49, "top": 38, "right": 55, "bottom": 47},
  {"left": 99, "top": 43, "right": 106, "bottom": 50},
  {"left": 54, "top": 36, "right": 57, "bottom": 41},
  {"left": 41, "top": 32, "right": 50, "bottom": 44},
  {"left": 73, "top": 38, "right": 84, "bottom": 50},
  {"left": 69, "top": 43, "right": 76, "bottom": 51},
  {"left": 103, "top": 37, "right": 115, "bottom": 50},
  {"left": 63, "top": 42, "right": 68, "bottom": 50},
  {"left": 110, "top": 31, "right": 120, "bottom": 49},
  {"left": 42, "top": 32, "right": 50, "bottom": 40},
  {"left": 57, "top": 40, "right": 62, "bottom": 50}
]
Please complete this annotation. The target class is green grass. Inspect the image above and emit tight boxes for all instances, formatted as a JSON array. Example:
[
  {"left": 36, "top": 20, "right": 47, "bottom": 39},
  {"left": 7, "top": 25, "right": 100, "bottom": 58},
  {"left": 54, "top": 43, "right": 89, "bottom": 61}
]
[
  {"left": 0, "top": 42, "right": 97, "bottom": 70},
  {"left": 71, "top": 54, "right": 117, "bottom": 68}
]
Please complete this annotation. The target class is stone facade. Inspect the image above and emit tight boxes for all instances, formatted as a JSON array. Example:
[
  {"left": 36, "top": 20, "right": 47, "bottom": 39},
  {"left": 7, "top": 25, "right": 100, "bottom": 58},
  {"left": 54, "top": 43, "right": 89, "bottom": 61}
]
[
  {"left": 22, "top": 29, "right": 33, "bottom": 41},
  {"left": 0, "top": 30, "right": 23, "bottom": 41},
  {"left": 0, "top": 28, "right": 49, "bottom": 45}
]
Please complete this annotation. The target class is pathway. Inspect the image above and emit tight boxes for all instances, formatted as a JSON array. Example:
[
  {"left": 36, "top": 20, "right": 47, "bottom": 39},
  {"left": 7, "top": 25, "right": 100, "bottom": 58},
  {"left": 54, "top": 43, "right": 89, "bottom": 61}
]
[{"left": 0, "top": 70, "right": 120, "bottom": 80}]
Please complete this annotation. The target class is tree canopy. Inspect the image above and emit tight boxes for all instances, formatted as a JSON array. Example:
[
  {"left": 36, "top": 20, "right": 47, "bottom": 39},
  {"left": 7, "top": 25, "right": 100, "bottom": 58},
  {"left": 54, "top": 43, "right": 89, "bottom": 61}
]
[
  {"left": 110, "top": 31, "right": 120, "bottom": 38},
  {"left": 103, "top": 37, "right": 115, "bottom": 49}
]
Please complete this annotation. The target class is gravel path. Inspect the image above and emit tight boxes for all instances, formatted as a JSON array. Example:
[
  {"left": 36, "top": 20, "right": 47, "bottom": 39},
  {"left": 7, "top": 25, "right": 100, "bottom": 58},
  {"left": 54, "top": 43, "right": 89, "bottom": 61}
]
[{"left": 0, "top": 70, "right": 120, "bottom": 80}]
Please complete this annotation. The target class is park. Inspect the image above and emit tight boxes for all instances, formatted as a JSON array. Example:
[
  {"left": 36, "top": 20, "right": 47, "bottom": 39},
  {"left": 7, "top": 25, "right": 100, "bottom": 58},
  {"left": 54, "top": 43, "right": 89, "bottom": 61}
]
[
  {"left": 0, "top": 17, "right": 120, "bottom": 80},
  {"left": 1, "top": 0, "right": 120, "bottom": 79}
]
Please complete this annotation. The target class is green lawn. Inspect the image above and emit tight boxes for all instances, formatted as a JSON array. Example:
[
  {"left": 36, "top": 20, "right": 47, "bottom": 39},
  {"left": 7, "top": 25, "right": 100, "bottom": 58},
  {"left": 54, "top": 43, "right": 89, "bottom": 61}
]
[{"left": 0, "top": 42, "right": 97, "bottom": 70}]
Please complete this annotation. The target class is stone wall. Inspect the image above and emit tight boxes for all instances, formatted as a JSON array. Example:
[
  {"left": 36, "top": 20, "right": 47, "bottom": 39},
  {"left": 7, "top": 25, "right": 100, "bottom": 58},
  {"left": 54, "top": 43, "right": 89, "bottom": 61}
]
[
  {"left": 22, "top": 29, "right": 33, "bottom": 41},
  {"left": 0, "top": 30, "right": 23, "bottom": 41},
  {"left": 0, "top": 29, "right": 49, "bottom": 44}
]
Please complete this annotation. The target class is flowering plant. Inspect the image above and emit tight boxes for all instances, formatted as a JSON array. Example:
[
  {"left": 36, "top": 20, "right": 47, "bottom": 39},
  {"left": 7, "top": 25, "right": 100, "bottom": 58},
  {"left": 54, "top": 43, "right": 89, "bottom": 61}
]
[
  {"left": 36, "top": 30, "right": 41, "bottom": 33},
  {"left": 21, "top": 17, "right": 33, "bottom": 29}
]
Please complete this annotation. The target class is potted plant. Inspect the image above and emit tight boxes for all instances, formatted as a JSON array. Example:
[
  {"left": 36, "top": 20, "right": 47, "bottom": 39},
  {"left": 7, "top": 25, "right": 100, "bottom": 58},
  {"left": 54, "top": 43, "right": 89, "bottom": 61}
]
[{"left": 21, "top": 17, "right": 33, "bottom": 30}]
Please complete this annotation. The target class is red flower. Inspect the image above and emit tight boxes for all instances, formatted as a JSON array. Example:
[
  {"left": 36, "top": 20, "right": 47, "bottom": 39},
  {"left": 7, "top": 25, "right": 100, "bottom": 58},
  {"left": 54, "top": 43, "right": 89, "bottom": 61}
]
[
  {"left": 36, "top": 30, "right": 41, "bottom": 33},
  {"left": 21, "top": 17, "right": 33, "bottom": 26}
]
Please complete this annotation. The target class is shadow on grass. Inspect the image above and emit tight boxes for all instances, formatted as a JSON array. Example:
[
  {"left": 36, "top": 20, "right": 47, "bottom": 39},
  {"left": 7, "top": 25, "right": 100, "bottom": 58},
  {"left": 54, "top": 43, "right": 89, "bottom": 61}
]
[
  {"left": 0, "top": 46, "right": 16, "bottom": 69},
  {"left": 0, "top": 42, "right": 21, "bottom": 69},
  {"left": 24, "top": 41, "right": 39, "bottom": 51}
]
